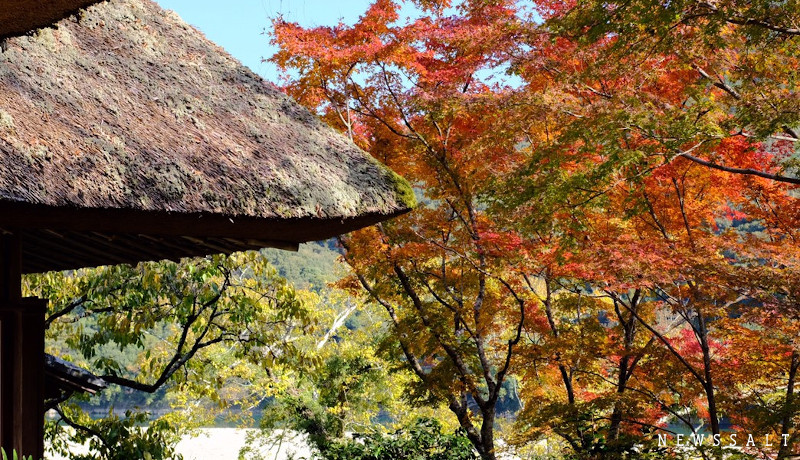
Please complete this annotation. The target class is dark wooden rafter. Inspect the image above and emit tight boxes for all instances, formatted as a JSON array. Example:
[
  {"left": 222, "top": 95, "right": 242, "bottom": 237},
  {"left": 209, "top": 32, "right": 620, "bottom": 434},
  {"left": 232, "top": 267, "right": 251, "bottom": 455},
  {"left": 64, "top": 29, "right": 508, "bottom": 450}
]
[
  {"left": 0, "top": 201, "right": 398, "bottom": 241},
  {"left": 0, "top": 201, "right": 407, "bottom": 273},
  {"left": 16, "top": 230, "right": 290, "bottom": 274}
]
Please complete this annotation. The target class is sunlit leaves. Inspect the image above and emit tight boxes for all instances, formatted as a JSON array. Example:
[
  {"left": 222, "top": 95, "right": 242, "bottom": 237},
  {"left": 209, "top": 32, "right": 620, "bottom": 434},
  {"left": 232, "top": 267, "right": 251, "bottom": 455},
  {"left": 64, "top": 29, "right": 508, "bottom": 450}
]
[{"left": 31, "top": 252, "right": 317, "bottom": 459}]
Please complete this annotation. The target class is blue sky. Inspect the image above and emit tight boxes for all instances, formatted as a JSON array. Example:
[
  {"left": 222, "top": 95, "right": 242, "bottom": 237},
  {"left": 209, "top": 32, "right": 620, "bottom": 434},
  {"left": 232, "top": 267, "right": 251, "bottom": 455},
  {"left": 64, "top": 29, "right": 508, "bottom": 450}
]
[
  {"left": 154, "top": 0, "right": 375, "bottom": 82},
  {"left": 152, "top": 1, "right": 521, "bottom": 88}
]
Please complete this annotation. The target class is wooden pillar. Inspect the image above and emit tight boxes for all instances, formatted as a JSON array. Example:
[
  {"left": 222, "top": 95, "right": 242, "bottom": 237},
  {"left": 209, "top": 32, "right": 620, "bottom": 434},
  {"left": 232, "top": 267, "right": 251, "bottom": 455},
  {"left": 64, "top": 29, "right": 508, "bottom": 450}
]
[
  {"left": 0, "top": 232, "right": 22, "bottom": 455},
  {"left": 0, "top": 234, "right": 45, "bottom": 460}
]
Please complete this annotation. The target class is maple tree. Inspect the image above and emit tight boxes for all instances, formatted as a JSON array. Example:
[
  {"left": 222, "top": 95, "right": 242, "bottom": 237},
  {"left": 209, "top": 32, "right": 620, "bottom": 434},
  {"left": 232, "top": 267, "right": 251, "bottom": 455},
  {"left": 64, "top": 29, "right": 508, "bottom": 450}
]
[
  {"left": 272, "top": 0, "right": 800, "bottom": 458},
  {"left": 273, "top": 1, "right": 535, "bottom": 459},
  {"left": 513, "top": 0, "right": 800, "bottom": 198},
  {"left": 510, "top": 3, "right": 800, "bottom": 457},
  {"left": 502, "top": 129, "right": 800, "bottom": 459}
]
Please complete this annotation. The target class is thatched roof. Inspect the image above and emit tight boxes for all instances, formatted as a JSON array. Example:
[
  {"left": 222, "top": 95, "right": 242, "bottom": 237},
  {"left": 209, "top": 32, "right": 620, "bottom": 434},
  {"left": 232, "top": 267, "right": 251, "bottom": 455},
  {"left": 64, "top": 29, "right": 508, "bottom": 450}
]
[
  {"left": 0, "top": 0, "right": 101, "bottom": 40},
  {"left": 0, "top": 0, "right": 414, "bottom": 273}
]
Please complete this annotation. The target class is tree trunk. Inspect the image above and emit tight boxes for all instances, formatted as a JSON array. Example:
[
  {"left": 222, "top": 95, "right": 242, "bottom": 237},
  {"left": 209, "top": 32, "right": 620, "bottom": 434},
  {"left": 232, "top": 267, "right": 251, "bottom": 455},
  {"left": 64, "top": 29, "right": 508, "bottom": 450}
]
[
  {"left": 778, "top": 351, "right": 799, "bottom": 459},
  {"left": 697, "top": 311, "right": 720, "bottom": 437},
  {"left": 479, "top": 406, "right": 496, "bottom": 460},
  {"left": 609, "top": 354, "right": 630, "bottom": 440},
  {"left": 609, "top": 293, "right": 639, "bottom": 456},
  {"left": 542, "top": 281, "right": 576, "bottom": 405},
  {"left": 449, "top": 393, "right": 496, "bottom": 460}
]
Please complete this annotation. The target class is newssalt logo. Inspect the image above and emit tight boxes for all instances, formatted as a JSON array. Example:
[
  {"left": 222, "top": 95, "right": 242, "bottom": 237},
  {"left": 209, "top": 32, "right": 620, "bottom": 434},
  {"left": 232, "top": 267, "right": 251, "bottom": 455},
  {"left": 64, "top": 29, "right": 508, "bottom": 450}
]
[{"left": 657, "top": 433, "right": 790, "bottom": 448}]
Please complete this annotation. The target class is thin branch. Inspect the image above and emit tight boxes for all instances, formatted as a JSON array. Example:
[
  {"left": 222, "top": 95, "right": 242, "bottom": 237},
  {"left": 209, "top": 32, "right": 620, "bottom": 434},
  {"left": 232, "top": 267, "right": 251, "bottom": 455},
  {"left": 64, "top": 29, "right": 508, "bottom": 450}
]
[
  {"left": 54, "top": 405, "right": 111, "bottom": 451},
  {"left": 681, "top": 153, "right": 800, "bottom": 184}
]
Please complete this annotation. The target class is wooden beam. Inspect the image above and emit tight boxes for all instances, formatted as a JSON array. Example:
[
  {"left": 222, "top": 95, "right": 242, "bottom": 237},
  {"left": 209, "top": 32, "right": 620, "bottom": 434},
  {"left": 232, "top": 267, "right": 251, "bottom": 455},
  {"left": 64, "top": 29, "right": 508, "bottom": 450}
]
[
  {"left": 0, "top": 201, "right": 404, "bottom": 243},
  {"left": 0, "top": 234, "right": 20, "bottom": 303}
]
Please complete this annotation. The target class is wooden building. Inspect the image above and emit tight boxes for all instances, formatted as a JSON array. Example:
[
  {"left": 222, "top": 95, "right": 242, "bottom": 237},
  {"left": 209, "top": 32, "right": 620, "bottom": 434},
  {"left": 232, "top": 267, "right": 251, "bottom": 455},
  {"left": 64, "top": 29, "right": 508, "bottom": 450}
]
[{"left": 0, "top": 0, "right": 414, "bottom": 457}]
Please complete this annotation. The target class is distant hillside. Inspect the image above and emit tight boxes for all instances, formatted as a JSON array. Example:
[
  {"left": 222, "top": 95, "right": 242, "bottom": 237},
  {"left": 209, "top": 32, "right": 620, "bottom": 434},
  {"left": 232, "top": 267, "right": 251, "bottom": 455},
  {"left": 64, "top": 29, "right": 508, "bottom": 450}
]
[{"left": 261, "top": 239, "right": 343, "bottom": 291}]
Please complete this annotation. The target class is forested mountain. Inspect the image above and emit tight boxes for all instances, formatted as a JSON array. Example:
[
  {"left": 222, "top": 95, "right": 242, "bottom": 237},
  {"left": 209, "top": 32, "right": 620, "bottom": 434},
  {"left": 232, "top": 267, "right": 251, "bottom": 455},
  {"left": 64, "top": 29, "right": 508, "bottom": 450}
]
[{"left": 262, "top": 240, "right": 342, "bottom": 291}]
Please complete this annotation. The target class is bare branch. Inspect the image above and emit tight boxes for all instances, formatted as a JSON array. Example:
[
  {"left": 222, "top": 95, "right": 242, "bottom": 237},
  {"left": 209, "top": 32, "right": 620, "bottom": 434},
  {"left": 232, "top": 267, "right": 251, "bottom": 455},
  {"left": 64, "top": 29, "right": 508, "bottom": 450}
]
[{"left": 681, "top": 153, "right": 800, "bottom": 185}]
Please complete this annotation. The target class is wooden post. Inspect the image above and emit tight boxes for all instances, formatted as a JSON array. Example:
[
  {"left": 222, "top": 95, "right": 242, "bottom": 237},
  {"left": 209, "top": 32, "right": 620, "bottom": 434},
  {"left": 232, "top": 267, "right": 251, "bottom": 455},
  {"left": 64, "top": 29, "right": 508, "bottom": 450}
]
[
  {"left": 0, "top": 233, "right": 45, "bottom": 460},
  {"left": 0, "top": 232, "right": 22, "bottom": 454}
]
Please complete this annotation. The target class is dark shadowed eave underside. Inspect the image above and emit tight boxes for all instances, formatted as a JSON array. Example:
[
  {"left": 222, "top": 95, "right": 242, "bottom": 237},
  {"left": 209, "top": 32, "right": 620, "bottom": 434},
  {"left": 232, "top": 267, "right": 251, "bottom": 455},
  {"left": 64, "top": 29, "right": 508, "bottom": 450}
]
[
  {"left": 0, "top": 0, "right": 415, "bottom": 273},
  {"left": 0, "top": 201, "right": 404, "bottom": 273},
  {"left": 0, "top": 0, "right": 102, "bottom": 40}
]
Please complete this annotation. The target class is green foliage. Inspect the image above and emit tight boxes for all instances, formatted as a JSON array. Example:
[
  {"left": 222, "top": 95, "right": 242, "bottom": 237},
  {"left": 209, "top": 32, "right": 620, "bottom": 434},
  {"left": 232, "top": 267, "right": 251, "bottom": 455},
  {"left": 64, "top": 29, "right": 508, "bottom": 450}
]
[
  {"left": 31, "top": 251, "right": 318, "bottom": 459},
  {"left": 322, "top": 418, "right": 478, "bottom": 460},
  {"left": 47, "top": 405, "right": 183, "bottom": 460},
  {"left": 0, "top": 448, "right": 33, "bottom": 460},
  {"left": 34, "top": 244, "right": 445, "bottom": 460},
  {"left": 245, "top": 292, "right": 457, "bottom": 459},
  {"left": 261, "top": 241, "right": 342, "bottom": 291}
]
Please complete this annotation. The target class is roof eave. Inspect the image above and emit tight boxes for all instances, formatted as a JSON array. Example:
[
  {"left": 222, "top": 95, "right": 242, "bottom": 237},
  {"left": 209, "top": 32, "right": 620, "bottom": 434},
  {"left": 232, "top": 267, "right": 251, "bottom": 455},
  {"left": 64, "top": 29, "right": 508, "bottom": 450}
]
[
  {"left": 0, "top": 200, "right": 412, "bottom": 273},
  {"left": 0, "top": 0, "right": 103, "bottom": 40}
]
